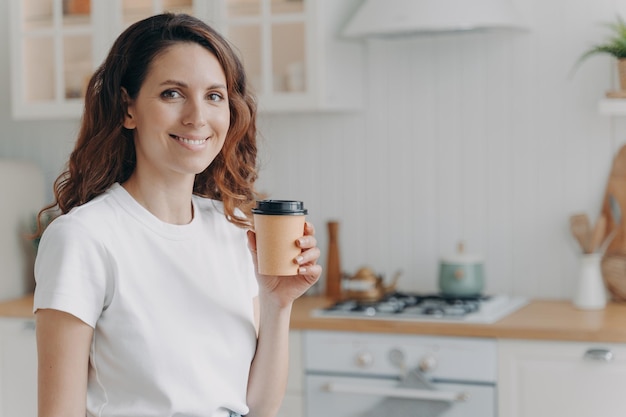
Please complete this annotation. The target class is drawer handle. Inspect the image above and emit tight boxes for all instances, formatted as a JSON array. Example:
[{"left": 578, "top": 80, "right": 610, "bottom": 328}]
[
  {"left": 322, "top": 382, "right": 469, "bottom": 402},
  {"left": 583, "top": 348, "right": 613, "bottom": 362}
]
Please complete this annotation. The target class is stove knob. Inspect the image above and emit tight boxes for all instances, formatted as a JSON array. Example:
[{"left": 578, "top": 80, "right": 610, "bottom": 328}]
[
  {"left": 388, "top": 348, "right": 406, "bottom": 369},
  {"left": 419, "top": 355, "right": 438, "bottom": 373},
  {"left": 355, "top": 351, "right": 374, "bottom": 368}
]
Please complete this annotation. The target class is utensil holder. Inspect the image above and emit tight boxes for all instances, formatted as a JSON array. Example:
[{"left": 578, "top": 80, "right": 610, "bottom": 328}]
[{"left": 573, "top": 253, "right": 607, "bottom": 310}]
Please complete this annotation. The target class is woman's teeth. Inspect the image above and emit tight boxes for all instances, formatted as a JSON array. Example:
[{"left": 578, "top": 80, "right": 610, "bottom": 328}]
[{"left": 173, "top": 135, "right": 206, "bottom": 145}]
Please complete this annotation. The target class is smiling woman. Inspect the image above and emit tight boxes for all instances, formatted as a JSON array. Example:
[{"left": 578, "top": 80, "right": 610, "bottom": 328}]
[
  {"left": 121, "top": 42, "right": 231, "bottom": 207},
  {"left": 32, "top": 12, "right": 322, "bottom": 417}
]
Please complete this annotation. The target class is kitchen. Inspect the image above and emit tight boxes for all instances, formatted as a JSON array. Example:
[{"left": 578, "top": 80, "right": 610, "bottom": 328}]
[{"left": 2, "top": 0, "right": 626, "bottom": 416}]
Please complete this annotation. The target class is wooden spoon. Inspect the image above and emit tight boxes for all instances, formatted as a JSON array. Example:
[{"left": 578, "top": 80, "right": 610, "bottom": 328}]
[
  {"left": 589, "top": 214, "right": 607, "bottom": 253},
  {"left": 570, "top": 213, "right": 591, "bottom": 253}
]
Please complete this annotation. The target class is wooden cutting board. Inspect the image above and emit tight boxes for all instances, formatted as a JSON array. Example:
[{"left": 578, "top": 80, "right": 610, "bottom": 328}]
[{"left": 602, "top": 144, "right": 626, "bottom": 255}]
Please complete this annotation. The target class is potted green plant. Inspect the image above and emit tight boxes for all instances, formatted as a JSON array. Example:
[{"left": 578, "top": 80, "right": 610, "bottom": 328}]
[{"left": 576, "top": 15, "right": 626, "bottom": 93}]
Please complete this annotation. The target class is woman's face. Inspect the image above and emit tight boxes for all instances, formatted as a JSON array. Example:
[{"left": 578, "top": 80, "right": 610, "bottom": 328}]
[{"left": 123, "top": 42, "right": 230, "bottom": 183}]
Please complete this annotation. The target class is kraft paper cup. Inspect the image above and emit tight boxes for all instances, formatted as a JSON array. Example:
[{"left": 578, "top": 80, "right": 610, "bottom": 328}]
[{"left": 252, "top": 200, "right": 307, "bottom": 276}]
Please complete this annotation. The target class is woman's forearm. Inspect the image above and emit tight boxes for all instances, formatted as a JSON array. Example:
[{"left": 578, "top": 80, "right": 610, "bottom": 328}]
[{"left": 246, "top": 294, "right": 293, "bottom": 417}]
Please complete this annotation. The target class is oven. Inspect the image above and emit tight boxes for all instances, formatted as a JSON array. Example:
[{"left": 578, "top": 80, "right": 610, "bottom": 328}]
[{"left": 303, "top": 331, "right": 497, "bottom": 417}]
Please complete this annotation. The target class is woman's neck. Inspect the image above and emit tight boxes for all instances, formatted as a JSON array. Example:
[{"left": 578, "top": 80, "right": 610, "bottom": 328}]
[{"left": 122, "top": 174, "right": 195, "bottom": 225}]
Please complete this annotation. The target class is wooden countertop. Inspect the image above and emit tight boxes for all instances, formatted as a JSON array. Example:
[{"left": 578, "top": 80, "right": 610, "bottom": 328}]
[
  {"left": 4, "top": 294, "right": 626, "bottom": 343},
  {"left": 290, "top": 296, "right": 626, "bottom": 343},
  {"left": 0, "top": 294, "right": 34, "bottom": 318}
]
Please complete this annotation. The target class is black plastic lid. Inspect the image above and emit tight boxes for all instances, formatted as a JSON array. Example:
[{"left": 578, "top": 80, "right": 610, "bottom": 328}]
[{"left": 252, "top": 200, "right": 307, "bottom": 215}]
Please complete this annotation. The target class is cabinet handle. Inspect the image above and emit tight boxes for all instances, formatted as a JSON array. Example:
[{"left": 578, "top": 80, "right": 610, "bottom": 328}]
[
  {"left": 583, "top": 348, "right": 613, "bottom": 362},
  {"left": 322, "top": 382, "right": 469, "bottom": 402}
]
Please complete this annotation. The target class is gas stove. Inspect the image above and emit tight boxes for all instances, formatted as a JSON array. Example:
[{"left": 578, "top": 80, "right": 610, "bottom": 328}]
[{"left": 313, "top": 292, "right": 528, "bottom": 324}]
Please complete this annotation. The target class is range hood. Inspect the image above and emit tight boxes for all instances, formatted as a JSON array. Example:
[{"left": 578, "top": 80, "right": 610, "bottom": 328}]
[{"left": 343, "top": 0, "right": 527, "bottom": 37}]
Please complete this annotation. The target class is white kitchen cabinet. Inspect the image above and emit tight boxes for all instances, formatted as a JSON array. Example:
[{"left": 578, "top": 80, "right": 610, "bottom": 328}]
[
  {"left": 205, "top": 0, "right": 364, "bottom": 112},
  {"left": 598, "top": 98, "right": 626, "bottom": 115},
  {"left": 498, "top": 339, "right": 626, "bottom": 417},
  {"left": 276, "top": 330, "right": 304, "bottom": 417},
  {"left": 10, "top": 0, "right": 365, "bottom": 120},
  {"left": 9, "top": 0, "right": 196, "bottom": 120},
  {"left": 0, "top": 318, "right": 37, "bottom": 417}
]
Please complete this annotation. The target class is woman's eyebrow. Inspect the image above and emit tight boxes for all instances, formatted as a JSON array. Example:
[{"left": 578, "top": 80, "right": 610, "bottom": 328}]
[
  {"left": 160, "top": 79, "right": 188, "bottom": 88},
  {"left": 159, "top": 80, "right": 227, "bottom": 90}
]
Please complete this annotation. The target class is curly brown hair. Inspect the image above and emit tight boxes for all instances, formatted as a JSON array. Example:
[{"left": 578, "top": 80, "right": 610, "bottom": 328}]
[{"left": 37, "top": 13, "right": 260, "bottom": 233}]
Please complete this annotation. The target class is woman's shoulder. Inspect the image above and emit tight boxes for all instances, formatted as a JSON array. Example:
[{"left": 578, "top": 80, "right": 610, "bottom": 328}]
[
  {"left": 46, "top": 184, "right": 124, "bottom": 235},
  {"left": 192, "top": 196, "right": 250, "bottom": 234},
  {"left": 193, "top": 196, "right": 250, "bottom": 221},
  {"left": 66, "top": 185, "right": 121, "bottom": 219},
  {"left": 192, "top": 195, "right": 222, "bottom": 217}
]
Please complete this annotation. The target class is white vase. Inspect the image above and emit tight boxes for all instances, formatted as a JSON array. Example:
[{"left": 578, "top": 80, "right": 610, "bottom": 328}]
[{"left": 573, "top": 253, "right": 607, "bottom": 310}]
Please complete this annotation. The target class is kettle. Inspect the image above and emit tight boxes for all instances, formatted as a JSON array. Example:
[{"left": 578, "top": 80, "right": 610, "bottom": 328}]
[
  {"left": 342, "top": 267, "right": 402, "bottom": 302},
  {"left": 438, "top": 242, "right": 485, "bottom": 297}
]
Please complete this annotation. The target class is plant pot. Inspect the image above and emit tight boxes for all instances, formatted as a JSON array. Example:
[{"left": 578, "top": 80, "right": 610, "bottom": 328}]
[
  {"left": 618, "top": 59, "right": 626, "bottom": 91},
  {"left": 606, "top": 60, "right": 626, "bottom": 97}
]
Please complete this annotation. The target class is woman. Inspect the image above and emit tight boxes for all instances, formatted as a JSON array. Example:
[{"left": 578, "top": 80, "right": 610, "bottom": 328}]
[{"left": 33, "top": 13, "right": 321, "bottom": 417}]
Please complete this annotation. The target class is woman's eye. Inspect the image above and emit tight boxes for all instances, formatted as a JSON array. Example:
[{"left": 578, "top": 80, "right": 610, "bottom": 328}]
[
  {"left": 207, "top": 92, "right": 224, "bottom": 102},
  {"left": 161, "top": 90, "right": 181, "bottom": 99}
]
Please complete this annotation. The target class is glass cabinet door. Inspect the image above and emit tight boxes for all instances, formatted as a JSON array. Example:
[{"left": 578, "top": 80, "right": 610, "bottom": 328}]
[
  {"left": 11, "top": 0, "right": 199, "bottom": 119},
  {"left": 120, "top": 0, "right": 193, "bottom": 30},
  {"left": 221, "top": 0, "right": 306, "bottom": 98},
  {"left": 224, "top": 0, "right": 262, "bottom": 94},
  {"left": 61, "top": 0, "right": 92, "bottom": 100},
  {"left": 270, "top": 0, "right": 305, "bottom": 94},
  {"left": 16, "top": 0, "right": 93, "bottom": 115}
]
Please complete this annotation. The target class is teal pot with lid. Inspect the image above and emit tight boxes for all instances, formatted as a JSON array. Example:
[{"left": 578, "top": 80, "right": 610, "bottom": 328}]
[{"left": 438, "top": 243, "right": 485, "bottom": 297}]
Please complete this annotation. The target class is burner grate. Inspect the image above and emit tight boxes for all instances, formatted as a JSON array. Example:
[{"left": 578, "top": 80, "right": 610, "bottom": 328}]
[
  {"left": 324, "top": 292, "right": 492, "bottom": 318},
  {"left": 316, "top": 292, "right": 528, "bottom": 323}
]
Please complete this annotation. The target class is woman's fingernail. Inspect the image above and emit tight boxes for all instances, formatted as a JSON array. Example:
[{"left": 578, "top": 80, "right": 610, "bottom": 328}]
[
  {"left": 297, "top": 238, "right": 305, "bottom": 247},
  {"left": 295, "top": 255, "right": 304, "bottom": 264},
  {"left": 299, "top": 267, "right": 307, "bottom": 274}
]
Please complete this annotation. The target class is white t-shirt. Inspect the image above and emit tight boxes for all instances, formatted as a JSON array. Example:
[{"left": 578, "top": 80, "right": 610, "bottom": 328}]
[{"left": 34, "top": 183, "right": 258, "bottom": 417}]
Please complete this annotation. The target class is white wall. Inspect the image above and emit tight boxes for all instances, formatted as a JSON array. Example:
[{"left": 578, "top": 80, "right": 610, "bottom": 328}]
[
  {"left": 2, "top": 0, "right": 626, "bottom": 300},
  {"left": 255, "top": 0, "right": 626, "bottom": 299},
  {"left": 0, "top": 0, "right": 77, "bottom": 193}
]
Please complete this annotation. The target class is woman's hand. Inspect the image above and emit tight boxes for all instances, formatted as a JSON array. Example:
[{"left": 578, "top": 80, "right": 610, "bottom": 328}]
[{"left": 247, "top": 221, "right": 322, "bottom": 306}]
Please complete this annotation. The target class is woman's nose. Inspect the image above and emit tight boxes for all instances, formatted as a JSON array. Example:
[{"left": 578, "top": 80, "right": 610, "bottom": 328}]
[{"left": 182, "top": 97, "right": 207, "bottom": 127}]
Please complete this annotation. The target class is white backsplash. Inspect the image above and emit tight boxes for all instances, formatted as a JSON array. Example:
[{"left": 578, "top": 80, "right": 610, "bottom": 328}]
[
  {"left": 254, "top": 0, "right": 626, "bottom": 299},
  {"left": 3, "top": 0, "right": 626, "bottom": 299}
]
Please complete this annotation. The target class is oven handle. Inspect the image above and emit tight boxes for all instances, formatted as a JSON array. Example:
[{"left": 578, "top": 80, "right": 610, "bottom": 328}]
[{"left": 322, "top": 382, "right": 470, "bottom": 402}]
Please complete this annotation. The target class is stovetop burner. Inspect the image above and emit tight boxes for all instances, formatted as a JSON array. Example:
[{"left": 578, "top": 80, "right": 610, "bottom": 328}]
[
  {"left": 326, "top": 292, "right": 487, "bottom": 316},
  {"left": 314, "top": 292, "right": 527, "bottom": 323}
]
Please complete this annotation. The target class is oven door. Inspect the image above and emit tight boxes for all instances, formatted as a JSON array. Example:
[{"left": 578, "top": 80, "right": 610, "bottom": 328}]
[{"left": 305, "top": 374, "right": 495, "bottom": 417}]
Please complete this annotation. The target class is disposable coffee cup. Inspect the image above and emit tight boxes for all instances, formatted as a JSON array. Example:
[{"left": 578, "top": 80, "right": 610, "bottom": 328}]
[{"left": 252, "top": 200, "right": 308, "bottom": 276}]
